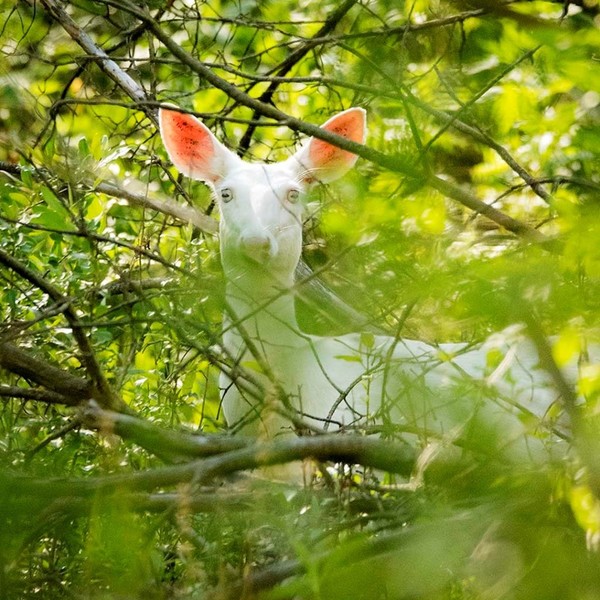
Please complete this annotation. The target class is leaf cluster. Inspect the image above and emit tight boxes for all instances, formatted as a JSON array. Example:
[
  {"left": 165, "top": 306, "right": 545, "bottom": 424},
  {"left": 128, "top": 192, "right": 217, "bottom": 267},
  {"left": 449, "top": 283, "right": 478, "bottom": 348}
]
[{"left": 1, "top": 0, "right": 600, "bottom": 598}]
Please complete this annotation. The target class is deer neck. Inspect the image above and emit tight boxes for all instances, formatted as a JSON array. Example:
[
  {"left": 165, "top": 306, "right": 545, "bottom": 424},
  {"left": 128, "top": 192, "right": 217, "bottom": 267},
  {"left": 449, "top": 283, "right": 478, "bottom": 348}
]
[{"left": 223, "top": 262, "right": 303, "bottom": 356}]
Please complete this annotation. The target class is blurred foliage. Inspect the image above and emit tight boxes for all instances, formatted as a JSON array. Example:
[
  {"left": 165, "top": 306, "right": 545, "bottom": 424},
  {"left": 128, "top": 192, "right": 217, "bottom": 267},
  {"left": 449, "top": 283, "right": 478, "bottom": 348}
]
[{"left": 1, "top": 0, "right": 600, "bottom": 598}]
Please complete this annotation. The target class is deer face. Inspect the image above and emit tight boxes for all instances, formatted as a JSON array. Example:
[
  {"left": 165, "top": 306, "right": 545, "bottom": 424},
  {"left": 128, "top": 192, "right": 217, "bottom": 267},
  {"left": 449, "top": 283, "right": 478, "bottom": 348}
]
[
  {"left": 158, "top": 106, "right": 366, "bottom": 282},
  {"left": 216, "top": 162, "right": 305, "bottom": 280}
]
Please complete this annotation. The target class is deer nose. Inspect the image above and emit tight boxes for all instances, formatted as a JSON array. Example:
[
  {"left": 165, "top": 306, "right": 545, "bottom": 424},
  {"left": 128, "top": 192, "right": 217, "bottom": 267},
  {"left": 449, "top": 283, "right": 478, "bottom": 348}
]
[{"left": 240, "top": 233, "right": 275, "bottom": 261}]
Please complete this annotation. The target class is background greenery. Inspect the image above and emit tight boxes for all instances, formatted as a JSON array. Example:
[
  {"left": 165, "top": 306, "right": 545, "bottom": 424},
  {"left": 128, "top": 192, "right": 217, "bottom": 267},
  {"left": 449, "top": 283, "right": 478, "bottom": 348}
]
[{"left": 1, "top": 0, "right": 600, "bottom": 598}]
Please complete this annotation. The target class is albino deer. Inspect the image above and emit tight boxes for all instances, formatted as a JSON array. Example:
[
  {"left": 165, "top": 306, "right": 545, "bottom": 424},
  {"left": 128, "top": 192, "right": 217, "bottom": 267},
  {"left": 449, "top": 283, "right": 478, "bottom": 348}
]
[{"left": 158, "top": 105, "right": 581, "bottom": 468}]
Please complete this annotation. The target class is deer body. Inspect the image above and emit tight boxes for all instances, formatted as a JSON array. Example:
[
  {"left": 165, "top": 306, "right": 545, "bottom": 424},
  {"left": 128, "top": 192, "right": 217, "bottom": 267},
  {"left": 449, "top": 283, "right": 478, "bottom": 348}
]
[{"left": 159, "top": 106, "right": 571, "bottom": 463}]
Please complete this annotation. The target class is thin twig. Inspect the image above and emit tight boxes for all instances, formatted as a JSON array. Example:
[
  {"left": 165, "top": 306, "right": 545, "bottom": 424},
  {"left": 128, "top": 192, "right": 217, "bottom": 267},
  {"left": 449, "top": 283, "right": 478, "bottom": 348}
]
[
  {"left": 34, "top": 0, "right": 148, "bottom": 105},
  {"left": 237, "top": 0, "right": 358, "bottom": 154},
  {"left": 521, "top": 308, "right": 600, "bottom": 496},
  {"left": 0, "top": 248, "right": 123, "bottom": 410}
]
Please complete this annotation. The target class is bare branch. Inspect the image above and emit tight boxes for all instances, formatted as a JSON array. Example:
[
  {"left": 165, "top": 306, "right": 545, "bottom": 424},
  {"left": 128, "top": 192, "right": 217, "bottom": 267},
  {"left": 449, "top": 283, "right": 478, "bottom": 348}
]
[
  {"left": 237, "top": 0, "right": 358, "bottom": 154},
  {"left": 0, "top": 434, "right": 416, "bottom": 497},
  {"left": 0, "top": 342, "right": 95, "bottom": 404},
  {"left": 33, "top": 0, "right": 148, "bottom": 105},
  {"left": 95, "top": 180, "right": 218, "bottom": 234},
  {"left": 81, "top": 404, "right": 249, "bottom": 462},
  {"left": 0, "top": 384, "right": 73, "bottom": 405}
]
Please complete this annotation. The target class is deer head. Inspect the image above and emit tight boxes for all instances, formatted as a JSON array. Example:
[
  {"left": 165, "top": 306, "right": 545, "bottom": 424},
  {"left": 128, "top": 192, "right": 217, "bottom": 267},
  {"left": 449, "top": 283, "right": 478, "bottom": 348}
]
[{"left": 159, "top": 106, "right": 366, "bottom": 286}]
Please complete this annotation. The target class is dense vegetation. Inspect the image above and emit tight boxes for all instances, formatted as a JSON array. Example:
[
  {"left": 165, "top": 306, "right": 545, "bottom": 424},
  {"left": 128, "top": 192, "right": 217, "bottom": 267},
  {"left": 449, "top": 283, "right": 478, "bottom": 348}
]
[{"left": 1, "top": 0, "right": 600, "bottom": 597}]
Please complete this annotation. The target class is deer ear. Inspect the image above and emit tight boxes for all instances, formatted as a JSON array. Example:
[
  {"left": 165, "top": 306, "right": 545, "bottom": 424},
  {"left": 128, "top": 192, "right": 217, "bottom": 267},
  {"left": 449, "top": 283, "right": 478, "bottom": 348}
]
[
  {"left": 291, "top": 107, "right": 366, "bottom": 184},
  {"left": 159, "top": 107, "right": 237, "bottom": 185}
]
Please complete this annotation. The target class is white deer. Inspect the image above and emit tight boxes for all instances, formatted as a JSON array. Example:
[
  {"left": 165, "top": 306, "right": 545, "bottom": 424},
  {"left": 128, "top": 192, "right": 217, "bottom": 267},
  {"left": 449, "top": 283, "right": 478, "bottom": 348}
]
[{"left": 158, "top": 105, "right": 580, "bottom": 469}]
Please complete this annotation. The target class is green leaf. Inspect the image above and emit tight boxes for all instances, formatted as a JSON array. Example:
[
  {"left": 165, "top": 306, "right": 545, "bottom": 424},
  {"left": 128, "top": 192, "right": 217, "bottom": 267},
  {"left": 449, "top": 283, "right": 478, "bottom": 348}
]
[
  {"left": 334, "top": 354, "right": 362, "bottom": 363},
  {"left": 30, "top": 186, "right": 76, "bottom": 230},
  {"left": 20, "top": 167, "right": 33, "bottom": 188},
  {"left": 78, "top": 136, "right": 91, "bottom": 157}
]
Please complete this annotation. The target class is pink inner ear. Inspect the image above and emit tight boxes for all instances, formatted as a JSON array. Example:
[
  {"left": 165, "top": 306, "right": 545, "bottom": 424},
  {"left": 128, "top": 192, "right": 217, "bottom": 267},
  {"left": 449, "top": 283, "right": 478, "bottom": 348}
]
[
  {"left": 160, "top": 109, "right": 217, "bottom": 179},
  {"left": 309, "top": 109, "right": 365, "bottom": 169}
]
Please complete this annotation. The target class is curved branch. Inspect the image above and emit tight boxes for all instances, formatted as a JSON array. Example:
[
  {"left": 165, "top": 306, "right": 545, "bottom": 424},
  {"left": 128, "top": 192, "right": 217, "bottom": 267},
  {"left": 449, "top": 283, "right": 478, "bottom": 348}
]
[
  {"left": 0, "top": 342, "right": 95, "bottom": 404},
  {"left": 0, "top": 434, "right": 416, "bottom": 497},
  {"left": 81, "top": 404, "right": 249, "bottom": 461}
]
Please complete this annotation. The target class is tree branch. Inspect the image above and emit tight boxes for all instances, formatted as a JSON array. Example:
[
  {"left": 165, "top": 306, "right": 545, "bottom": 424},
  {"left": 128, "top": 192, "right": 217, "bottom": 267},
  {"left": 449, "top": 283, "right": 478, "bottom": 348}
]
[
  {"left": 521, "top": 309, "right": 600, "bottom": 496},
  {"left": 237, "top": 0, "right": 358, "bottom": 154},
  {"left": 0, "top": 434, "right": 416, "bottom": 497},
  {"left": 0, "top": 342, "right": 95, "bottom": 404},
  {"left": 428, "top": 176, "right": 550, "bottom": 244},
  {"left": 0, "top": 384, "right": 74, "bottom": 405},
  {"left": 95, "top": 180, "right": 218, "bottom": 234},
  {"left": 81, "top": 404, "right": 249, "bottom": 462},
  {"left": 0, "top": 248, "right": 124, "bottom": 410},
  {"left": 33, "top": 0, "right": 147, "bottom": 104}
]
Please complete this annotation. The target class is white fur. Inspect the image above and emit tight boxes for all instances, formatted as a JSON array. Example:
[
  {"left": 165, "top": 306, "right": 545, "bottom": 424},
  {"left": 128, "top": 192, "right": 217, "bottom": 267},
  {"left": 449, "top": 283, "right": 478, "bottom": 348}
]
[{"left": 159, "top": 106, "right": 590, "bottom": 466}]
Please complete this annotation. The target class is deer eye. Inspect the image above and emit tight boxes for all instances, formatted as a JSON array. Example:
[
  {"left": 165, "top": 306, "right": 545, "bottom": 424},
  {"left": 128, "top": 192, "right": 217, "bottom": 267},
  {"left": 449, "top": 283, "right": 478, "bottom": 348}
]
[
  {"left": 287, "top": 189, "right": 300, "bottom": 204},
  {"left": 220, "top": 188, "right": 233, "bottom": 203}
]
